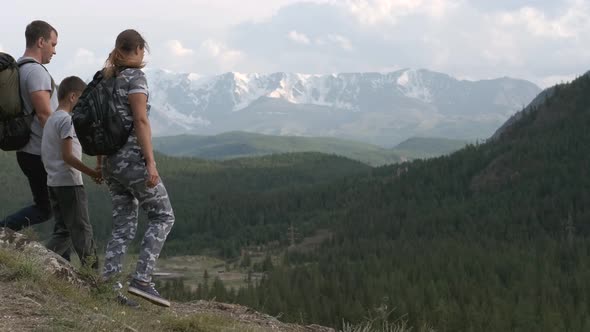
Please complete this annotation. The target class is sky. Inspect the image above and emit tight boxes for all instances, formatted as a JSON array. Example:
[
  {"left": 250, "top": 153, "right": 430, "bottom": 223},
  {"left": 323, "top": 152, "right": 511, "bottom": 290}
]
[{"left": 1, "top": 0, "right": 588, "bottom": 87}]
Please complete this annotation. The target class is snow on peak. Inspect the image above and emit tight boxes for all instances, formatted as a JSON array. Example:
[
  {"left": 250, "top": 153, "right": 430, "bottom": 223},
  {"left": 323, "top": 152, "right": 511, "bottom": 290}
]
[
  {"left": 397, "top": 70, "right": 411, "bottom": 86},
  {"left": 187, "top": 73, "right": 202, "bottom": 81},
  {"left": 146, "top": 69, "right": 451, "bottom": 115},
  {"left": 396, "top": 69, "right": 433, "bottom": 103}
]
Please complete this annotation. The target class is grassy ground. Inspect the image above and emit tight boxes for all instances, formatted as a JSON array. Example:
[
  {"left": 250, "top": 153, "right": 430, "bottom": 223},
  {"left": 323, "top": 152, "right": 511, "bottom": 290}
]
[
  {"left": 0, "top": 225, "right": 431, "bottom": 332},
  {"left": 0, "top": 247, "right": 317, "bottom": 332},
  {"left": 0, "top": 246, "right": 432, "bottom": 332}
]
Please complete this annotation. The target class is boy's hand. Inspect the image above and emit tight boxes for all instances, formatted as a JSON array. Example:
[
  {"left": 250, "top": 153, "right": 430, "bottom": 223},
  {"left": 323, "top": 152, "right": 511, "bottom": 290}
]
[{"left": 90, "top": 169, "right": 103, "bottom": 184}]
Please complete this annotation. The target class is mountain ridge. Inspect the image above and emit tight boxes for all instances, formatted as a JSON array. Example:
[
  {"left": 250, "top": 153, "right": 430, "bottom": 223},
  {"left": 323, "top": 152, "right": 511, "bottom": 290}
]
[
  {"left": 145, "top": 68, "right": 541, "bottom": 145},
  {"left": 152, "top": 132, "right": 468, "bottom": 165}
]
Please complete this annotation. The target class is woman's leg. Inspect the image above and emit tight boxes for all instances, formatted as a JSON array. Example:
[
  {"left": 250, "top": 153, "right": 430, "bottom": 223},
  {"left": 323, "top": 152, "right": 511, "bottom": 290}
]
[
  {"left": 102, "top": 178, "right": 139, "bottom": 280},
  {"left": 129, "top": 180, "right": 175, "bottom": 282}
]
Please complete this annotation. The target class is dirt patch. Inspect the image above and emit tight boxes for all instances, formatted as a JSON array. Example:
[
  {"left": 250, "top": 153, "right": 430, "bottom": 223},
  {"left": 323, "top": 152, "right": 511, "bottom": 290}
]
[
  {"left": 0, "top": 283, "right": 51, "bottom": 332},
  {"left": 288, "top": 229, "right": 333, "bottom": 253},
  {"left": 173, "top": 300, "right": 335, "bottom": 332}
]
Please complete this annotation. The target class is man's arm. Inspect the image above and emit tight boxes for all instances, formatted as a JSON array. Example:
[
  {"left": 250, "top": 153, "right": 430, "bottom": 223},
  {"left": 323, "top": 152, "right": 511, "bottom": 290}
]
[
  {"left": 30, "top": 90, "right": 52, "bottom": 128},
  {"left": 61, "top": 138, "right": 99, "bottom": 178}
]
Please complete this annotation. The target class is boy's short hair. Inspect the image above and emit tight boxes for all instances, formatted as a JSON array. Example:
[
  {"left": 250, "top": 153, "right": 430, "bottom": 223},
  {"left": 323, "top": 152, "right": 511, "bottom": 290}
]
[
  {"left": 58, "top": 76, "right": 86, "bottom": 101},
  {"left": 25, "top": 20, "right": 58, "bottom": 48}
]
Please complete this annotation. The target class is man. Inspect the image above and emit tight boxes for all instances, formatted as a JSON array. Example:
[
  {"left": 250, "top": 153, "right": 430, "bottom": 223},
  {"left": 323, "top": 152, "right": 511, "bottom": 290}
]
[{"left": 1, "top": 21, "right": 59, "bottom": 231}]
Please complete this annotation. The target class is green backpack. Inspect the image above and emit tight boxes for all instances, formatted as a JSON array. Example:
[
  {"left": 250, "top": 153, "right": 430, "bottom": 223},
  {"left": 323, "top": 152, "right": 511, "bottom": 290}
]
[{"left": 0, "top": 52, "right": 52, "bottom": 151}]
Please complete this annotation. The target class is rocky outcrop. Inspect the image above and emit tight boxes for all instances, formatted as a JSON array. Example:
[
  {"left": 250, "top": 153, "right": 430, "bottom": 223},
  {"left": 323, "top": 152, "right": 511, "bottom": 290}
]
[
  {"left": 0, "top": 228, "right": 335, "bottom": 332},
  {"left": 0, "top": 227, "right": 86, "bottom": 287}
]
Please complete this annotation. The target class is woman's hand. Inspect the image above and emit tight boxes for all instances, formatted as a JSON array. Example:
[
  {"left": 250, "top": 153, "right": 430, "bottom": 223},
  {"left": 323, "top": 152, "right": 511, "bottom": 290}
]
[
  {"left": 146, "top": 162, "right": 160, "bottom": 188},
  {"left": 92, "top": 167, "right": 103, "bottom": 185}
]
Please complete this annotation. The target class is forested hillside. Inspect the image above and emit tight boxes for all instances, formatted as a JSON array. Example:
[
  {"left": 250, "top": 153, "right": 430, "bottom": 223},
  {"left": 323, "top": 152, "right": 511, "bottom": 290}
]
[
  {"left": 0, "top": 152, "right": 370, "bottom": 256},
  {"left": 163, "top": 74, "right": 590, "bottom": 331}
]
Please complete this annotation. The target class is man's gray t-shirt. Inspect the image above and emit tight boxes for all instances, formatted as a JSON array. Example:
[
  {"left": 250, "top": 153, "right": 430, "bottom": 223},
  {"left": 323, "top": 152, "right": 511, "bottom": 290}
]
[
  {"left": 17, "top": 57, "right": 58, "bottom": 156},
  {"left": 41, "top": 110, "right": 83, "bottom": 187}
]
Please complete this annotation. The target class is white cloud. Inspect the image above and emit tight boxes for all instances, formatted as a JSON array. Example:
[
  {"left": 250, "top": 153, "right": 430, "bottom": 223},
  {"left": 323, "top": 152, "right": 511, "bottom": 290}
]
[
  {"left": 539, "top": 74, "right": 578, "bottom": 88},
  {"left": 496, "top": 3, "right": 589, "bottom": 39},
  {"left": 200, "top": 39, "right": 243, "bottom": 70},
  {"left": 73, "top": 48, "right": 103, "bottom": 66},
  {"left": 342, "top": 0, "right": 459, "bottom": 25},
  {"left": 3, "top": 1, "right": 585, "bottom": 88},
  {"left": 228, "top": 0, "right": 590, "bottom": 88},
  {"left": 167, "top": 40, "right": 195, "bottom": 56},
  {"left": 288, "top": 30, "right": 311, "bottom": 45},
  {"left": 55, "top": 48, "right": 104, "bottom": 82},
  {"left": 318, "top": 34, "right": 353, "bottom": 50}
]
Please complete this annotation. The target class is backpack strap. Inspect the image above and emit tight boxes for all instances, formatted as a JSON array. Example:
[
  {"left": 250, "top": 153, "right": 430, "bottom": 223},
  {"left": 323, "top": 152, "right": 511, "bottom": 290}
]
[
  {"left": 112, "top": 68, "right": 135, "bottom": 138},
  {"left": 17, "top": 59, "right": 56, "bottom": 97},
  {"left": 16, "top": 59, "right": 56, "bottom": 116}
]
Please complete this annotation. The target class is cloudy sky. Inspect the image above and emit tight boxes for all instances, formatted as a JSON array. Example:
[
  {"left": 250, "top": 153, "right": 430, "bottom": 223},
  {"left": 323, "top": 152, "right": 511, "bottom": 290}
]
[{"left": 2, "top": 0, "right": 588, "bottom": 87}]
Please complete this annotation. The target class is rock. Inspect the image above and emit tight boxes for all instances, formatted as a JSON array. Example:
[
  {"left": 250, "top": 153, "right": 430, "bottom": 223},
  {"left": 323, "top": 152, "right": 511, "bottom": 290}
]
[{"left": 0, "top": 227, "right": 87, "bottom": 287}]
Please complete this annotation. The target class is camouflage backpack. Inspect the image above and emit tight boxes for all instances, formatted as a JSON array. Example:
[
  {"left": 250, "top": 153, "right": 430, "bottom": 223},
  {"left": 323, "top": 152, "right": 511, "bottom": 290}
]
[
  {"left": 0, "top": 53, "right": 53, "bottom": 151},
  {"left": 72, "top": 70, "right": 132, "bottom": 156}
]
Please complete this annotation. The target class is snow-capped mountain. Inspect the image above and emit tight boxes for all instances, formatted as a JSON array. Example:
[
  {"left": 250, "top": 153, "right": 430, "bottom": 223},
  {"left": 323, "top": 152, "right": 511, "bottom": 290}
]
[{"left": 144, "top": 68, "right": 541, "bottom": 146}]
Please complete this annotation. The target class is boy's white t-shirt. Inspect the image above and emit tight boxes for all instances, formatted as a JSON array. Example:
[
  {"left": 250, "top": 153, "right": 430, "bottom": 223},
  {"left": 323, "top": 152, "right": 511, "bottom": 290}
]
[{"left": 41, "top": 110, "right": 83, "bottom": 187}]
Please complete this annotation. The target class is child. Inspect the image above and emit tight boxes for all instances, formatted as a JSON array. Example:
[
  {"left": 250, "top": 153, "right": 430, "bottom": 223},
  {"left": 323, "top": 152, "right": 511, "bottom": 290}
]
[{"left": 41, "top": 76, "right": 101, "bottom": 270}]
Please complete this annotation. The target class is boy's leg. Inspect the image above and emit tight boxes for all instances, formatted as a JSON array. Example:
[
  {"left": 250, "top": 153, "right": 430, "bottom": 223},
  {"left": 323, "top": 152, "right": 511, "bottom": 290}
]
[
  {"left": 102, "top": 179, "right": 139, "bottom": 280},
  {"left": 54, "top": 186, "right": 98, "bottom": 270},
  {"left": 45, "top": 187, "right": 72, "bottom": 258},
  {"left": 2, "top": 152, "right": 52, "bottom": 231}
]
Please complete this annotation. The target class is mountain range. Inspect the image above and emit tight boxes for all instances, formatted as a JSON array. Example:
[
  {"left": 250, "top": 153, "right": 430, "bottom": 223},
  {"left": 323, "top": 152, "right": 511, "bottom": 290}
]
[{"left": 145, "top": 68, "right": 541, "bottom": 146}]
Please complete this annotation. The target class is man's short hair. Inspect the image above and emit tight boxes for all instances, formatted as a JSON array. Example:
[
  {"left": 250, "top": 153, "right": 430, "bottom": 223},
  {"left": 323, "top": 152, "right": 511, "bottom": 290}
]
[
  {"left": 25, "top": 20, "right": 57, "bottom": 48},
  {"left": 58, "top": 76, "right": 86, "bottom": 101}
]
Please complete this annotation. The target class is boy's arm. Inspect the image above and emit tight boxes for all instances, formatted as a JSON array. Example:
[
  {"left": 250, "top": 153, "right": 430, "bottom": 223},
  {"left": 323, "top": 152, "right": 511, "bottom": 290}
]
[{"left": 61, "top": 138, "right": 99, "bottom": 178}]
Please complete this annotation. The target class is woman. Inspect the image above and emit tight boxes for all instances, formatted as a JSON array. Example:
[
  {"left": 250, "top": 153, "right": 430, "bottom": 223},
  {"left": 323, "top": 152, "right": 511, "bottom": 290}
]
[{"left": 100, "top": 29, "right": 174, "bottom": 307}]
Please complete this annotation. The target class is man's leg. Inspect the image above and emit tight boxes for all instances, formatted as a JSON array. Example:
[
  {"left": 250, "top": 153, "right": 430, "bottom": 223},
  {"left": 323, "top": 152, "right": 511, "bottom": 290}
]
[{"left": 1, "top": 152, "right": 52, "bottom": 231}]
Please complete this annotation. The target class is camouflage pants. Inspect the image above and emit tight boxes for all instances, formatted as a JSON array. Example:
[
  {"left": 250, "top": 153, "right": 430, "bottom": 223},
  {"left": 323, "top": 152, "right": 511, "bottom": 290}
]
[{"left": 102, "top": 152, "right": 175, "bottom": 283}]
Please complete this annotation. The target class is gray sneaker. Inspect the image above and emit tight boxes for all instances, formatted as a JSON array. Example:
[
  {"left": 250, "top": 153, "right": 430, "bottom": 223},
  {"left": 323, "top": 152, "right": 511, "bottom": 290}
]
[
  {"left": 116, "top": 293, "right": 140, "bottom": 308},
  {"left": 128, "top": 279, "right": 170, "bottom": 307},
  {"left": 112, "top": 282, "right": 140, "bottom": 308}
]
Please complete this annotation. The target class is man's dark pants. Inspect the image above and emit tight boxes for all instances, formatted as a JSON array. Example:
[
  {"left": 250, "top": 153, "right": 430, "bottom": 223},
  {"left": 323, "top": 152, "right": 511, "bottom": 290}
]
[
  {"left": 1, "top": 151, "right": 72, "bottom": 261},
  {"left": 2, "top": 152, "right": 52, "bottom": 230}
]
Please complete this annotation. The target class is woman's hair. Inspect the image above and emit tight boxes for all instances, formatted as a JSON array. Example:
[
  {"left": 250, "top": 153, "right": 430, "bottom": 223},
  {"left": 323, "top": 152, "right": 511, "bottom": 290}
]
[{"left": 103, "top": 29, "right": 149, "bottom": 78}]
